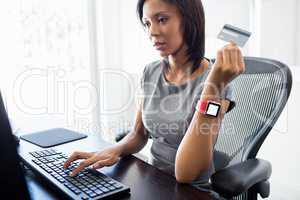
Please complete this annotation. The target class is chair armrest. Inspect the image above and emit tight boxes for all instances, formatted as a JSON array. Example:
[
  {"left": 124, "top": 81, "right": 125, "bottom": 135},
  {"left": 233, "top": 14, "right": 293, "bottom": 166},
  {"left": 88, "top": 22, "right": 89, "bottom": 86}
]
[{"left": 211, "top": 158, "right": 272, "bottom": 198}]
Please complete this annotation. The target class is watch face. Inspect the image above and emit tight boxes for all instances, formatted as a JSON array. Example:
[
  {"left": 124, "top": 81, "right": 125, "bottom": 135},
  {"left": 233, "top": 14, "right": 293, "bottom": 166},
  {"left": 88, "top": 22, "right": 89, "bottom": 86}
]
[{"left": 206, "top": 102, "right": 220, "bottom": 117}]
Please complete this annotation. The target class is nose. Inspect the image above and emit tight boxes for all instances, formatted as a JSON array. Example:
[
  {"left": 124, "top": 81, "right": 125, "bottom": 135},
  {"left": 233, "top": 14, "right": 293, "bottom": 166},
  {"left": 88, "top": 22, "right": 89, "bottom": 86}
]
[{"left": 148, "top": 23, "right": 160, "bottom": 37}]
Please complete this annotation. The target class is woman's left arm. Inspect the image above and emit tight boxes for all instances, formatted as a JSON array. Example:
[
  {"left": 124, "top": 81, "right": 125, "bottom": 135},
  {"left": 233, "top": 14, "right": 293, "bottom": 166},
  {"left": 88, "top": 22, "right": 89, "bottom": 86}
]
[{"left": 175, "top": 42, "right": 245, "bottom": 183}]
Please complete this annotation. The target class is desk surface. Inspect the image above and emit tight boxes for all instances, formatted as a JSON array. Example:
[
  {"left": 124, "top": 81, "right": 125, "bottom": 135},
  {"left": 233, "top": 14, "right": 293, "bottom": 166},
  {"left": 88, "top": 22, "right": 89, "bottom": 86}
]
[{"left": 18, "top": 130, "right": 214, "bottom": 200}]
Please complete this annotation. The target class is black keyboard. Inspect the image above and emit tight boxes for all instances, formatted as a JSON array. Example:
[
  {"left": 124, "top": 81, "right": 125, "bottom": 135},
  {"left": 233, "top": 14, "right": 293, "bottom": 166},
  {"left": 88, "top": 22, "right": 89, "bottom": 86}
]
[{"left": 27, "top": 149, "right": 130, "bottom": 200}]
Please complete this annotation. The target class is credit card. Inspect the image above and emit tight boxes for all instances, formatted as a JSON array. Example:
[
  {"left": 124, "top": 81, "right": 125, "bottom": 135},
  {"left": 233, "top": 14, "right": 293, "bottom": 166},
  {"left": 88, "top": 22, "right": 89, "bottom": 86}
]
[{"left": 217, "top": 24, "right": 251, "bottom": 47}]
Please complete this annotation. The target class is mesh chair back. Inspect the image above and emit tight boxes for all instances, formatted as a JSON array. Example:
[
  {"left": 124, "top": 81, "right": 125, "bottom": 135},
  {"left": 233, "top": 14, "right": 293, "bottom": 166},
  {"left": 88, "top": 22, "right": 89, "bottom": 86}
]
[{"left": 213, "top": 57, "right": 292, "bottom": 170}]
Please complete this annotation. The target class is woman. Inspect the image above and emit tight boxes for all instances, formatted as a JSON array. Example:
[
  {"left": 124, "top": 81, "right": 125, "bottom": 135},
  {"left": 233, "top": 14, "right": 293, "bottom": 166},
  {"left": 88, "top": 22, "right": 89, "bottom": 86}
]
[{"left": 64, "top": 0, "right": 244, "bottom": 193}]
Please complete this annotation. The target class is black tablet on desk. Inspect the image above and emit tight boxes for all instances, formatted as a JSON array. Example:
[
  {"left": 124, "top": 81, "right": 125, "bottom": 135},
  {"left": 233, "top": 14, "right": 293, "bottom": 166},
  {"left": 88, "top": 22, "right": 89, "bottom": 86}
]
[{"left": 20, "top": 128, "right": 87, "bottom": 148}]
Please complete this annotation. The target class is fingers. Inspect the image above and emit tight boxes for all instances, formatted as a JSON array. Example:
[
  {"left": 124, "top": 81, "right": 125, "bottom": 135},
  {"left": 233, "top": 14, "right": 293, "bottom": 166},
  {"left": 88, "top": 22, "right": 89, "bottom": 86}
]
[
  {"left": 70, "top": 157, "right": 97, "bottom": 177},
  {"left": 92, "top": 159, "right": 110, "bottom": 169},
  {"left": 229, "top": 41, "right": 237, "bottom": 46},
  {"left": 230, "top": 46, "right": 238, "bottom": 68},
  {"left": 63, "top": 151, "right": 93, "bottom": 169},
  {"left": 230, "top": 42, "right": 240, "bottom": 69},
  {"left": 216, "top": 41, "right": 239, "bottom": 67},
  {"left": 237, "top": 49, "right": 246, "bottom": 73},
  {"left": 222, "top": 46, "right": 231, "bottom": 66},
  {"left": 211, "top": 42, "right": 245, "bottom": 85},
  {"left": 92, "top": 157, "right": 120, "bottom": 169},
  {"left": 215, "top": 49, "right": 223, "bottom": 66},
  {"left": 222, "top": 42, "right": 242, "bottom": 68}
]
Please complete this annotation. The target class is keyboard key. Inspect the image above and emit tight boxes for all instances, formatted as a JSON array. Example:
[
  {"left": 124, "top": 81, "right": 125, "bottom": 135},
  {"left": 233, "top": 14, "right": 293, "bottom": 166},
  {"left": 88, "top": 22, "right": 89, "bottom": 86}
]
[
  {"left": 73, "top": 189, "right": 81, "bottom": 195},
  {"left": 88, "top": 192, "right": 97, "bottom": 198},
  {"left": 95, "top": 189, "right": 103, "bottom": 195},
  {"left": 85, "top": 190, "right": 93, "bottom": 195},
  {"left": 108, "top": 186, "right": 116, "bottom": 191},
  {"left": 90, "top": 186, "right": 97, "bottom": 191},
  {"left": 101, "top": 188, "right": 109, "bottom": 193},
  {"left": 115, "top": 184, "right": 123, "bottom": 189},
  {"left": 57, "top": 178, "right": 65, "bottom": 183}
]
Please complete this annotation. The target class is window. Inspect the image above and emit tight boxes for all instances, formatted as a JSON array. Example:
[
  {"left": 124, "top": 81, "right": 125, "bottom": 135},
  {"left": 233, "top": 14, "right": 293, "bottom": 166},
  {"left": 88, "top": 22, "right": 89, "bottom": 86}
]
[{"left": 1, "top": 0, "right": 93, "bottom": 133}]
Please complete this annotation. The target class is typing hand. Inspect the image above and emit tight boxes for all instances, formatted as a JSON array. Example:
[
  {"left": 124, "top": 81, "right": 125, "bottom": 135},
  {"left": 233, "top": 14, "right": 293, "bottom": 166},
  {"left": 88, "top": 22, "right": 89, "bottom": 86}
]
[{"left": 63, "top": 146, "right": 122, "bottom": 177}]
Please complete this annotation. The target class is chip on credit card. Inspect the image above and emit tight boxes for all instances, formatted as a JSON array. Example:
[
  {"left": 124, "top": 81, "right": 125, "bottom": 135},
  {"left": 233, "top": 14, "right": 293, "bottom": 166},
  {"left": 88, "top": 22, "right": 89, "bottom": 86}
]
[{"left": 217, "top": 24, "right": 251, "bottom": 47}]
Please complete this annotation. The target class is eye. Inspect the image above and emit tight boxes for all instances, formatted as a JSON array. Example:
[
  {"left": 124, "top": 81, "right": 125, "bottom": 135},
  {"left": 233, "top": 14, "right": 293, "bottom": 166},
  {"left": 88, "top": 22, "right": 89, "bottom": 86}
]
[
  {"left": 143, "top": 21, "right": 151, "bottom": 28},
  {"left": 158, "top": 17, "right": 168, "bottom": 24}
]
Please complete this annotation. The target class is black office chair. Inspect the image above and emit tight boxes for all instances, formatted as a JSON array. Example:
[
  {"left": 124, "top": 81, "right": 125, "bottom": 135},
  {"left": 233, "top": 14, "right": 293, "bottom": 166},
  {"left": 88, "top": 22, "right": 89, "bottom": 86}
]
[{"left": 210, "top": 57, "right": 292, "bottom": 200}]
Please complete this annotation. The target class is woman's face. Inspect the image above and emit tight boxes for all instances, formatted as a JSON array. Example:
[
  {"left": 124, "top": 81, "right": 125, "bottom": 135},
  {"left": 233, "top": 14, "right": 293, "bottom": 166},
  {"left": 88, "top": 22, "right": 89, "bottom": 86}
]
[{"left": 142, "top": 0, "right": 185, "bottom": 57}]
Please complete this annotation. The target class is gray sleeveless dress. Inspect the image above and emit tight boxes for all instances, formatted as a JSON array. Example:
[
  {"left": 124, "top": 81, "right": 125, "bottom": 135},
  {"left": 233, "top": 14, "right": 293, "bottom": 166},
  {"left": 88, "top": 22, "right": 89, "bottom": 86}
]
[{"left": 140, "top": 59, "right": 233, "bottom": 193}]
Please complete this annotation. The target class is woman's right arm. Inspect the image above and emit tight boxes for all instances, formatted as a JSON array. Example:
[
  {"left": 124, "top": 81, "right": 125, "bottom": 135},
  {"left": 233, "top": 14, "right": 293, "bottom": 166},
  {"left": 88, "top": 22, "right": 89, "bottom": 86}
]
[
  {"left": 115, "top": 108, "right": 149, "bottom": 157},
  {"left": 63, "top": 107, "right": 148, "bottom": 177}
]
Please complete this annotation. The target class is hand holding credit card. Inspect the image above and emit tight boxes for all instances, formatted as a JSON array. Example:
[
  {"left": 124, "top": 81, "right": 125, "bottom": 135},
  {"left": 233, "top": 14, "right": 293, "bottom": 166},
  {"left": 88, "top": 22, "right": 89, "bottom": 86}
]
[
  {"left": 217, "top": 24, "right": 251, "bottom": 47},
  {"left": 208, "top": 24, "right": 247, "bottom": 87}
]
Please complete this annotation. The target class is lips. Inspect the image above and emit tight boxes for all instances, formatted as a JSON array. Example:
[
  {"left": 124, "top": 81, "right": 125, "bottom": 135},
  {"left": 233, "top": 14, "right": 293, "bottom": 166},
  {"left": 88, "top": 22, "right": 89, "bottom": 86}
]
[{"left": 154, "top": 42, "right": 167, "bottom": 50}]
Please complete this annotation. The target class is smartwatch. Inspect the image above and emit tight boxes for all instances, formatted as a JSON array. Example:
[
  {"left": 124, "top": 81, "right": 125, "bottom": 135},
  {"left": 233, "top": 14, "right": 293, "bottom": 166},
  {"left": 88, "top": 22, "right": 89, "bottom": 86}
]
[{"left": 195, "top": 99, "right": 221, "bottom": 117}]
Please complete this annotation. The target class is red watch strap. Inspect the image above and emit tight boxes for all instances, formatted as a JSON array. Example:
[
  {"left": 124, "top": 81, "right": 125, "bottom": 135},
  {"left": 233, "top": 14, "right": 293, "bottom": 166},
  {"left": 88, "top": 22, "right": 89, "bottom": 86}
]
[{"left": 197, "top": 100, "right": 208, "bottom": 113}]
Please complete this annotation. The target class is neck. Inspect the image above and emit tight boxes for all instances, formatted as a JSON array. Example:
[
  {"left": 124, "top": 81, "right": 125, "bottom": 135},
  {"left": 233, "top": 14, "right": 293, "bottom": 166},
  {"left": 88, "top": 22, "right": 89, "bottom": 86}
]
[{"left": 167, "top": 45, "right": 192, "bottom": 74}]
